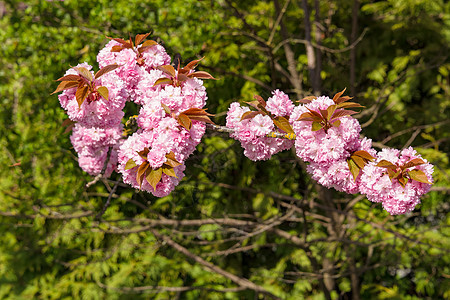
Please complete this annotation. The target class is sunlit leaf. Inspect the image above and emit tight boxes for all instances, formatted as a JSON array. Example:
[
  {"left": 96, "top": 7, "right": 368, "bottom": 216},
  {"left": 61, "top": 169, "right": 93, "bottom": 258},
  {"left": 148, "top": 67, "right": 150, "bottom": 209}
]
[
  {"left": 347, "top": 158, "right": 360, "bottom": 181},
  {"left": 136, "top": 161, "right": 149, "bottom": 188},
  {"left": 298, "top": 95, "right": 317, "bottom": 103},
  {"left": 161, "top": 103, "right": 171, "bottom": 114},
  {"left": 408, "top": 169, "right": 432, "bottom": 184},
  {"left": 332, "top": 88, "right": 346, "bottom": 103},
  {"left": 326, "top": 105, "right": 337, "bottom": 120},
  {"left": 311, "top": 121, "right": 322, "bottom": 131},
  {"left": 153, "top": 78, "right": 173, "bottom": 87},
  {"left": 125, "top": 159, "right": 137, "bottom": 170},
  {"left": 96, "top": 86, "right": 109, "bottom": 101},
  {"left": 332, "top": 120, "right": 341, "bottom": 127},
  {"left": 51, "top": 80, "right": 78, "bottom": 94},
  {"left": 183, "top": 57, "right": 204, "bottom": 71},
  {"left": 178, "top": 113, "right": 192, "bottom": 130},
  {"left": 352, "top": 156, "right": 366, "bottom": 169},
  {"left": 254, "top": 95, "right": 266, "bottom": 108},
  {"left": 95, "top": 64, "right": 120, "bottom": 79},
  {"left": 74, "top": 67, "right": 93, "bottom": 82},
  {"left": 188, "top": 71, "right": 216, "bottom": 80},
  {"left": 353, "top": 150, "right": 375, "bottom": 161},
  {"left": 146, "top": 168, "right": 162, "bottom": 190},
  {"left": 137, "top": 148, "right": 149, "bottom": 160},
  {"left": 135, "top": 33, "right": 151, "bottom": 46},
  {"left": 403, "top": 158, "right": 426, "bottom": 169},
  {"left": 241, "top": 111, "right": 262, "bottom": 121},
  {"left": 337, "top": 102, "right": 364, "bottom": 109},
  {"left": 398, "top": 176, "right": 408, "bottom": 188},
  {"left": 376, "top": 160, "right": 397, "bottom": 168},
  {"left": 158, "top": 65, "right": 176, "bottom": 78},
  {"left": 111, "top": 45, "right": 123, "bottom": 52},
  {"left": 273, "top": 116, "right": 294, "bottom": 133},
  {"left": 162, "top": 166, "right": 177, "bottom": 178},
  {"left": 75, "top": 85, "right": 89, "bottom": 107},
  {"left": 56, "top": 74, "right": 81, "bottom": 82},
  {"left": 141, "top": 40, "right": 158, "bottom": 48}
]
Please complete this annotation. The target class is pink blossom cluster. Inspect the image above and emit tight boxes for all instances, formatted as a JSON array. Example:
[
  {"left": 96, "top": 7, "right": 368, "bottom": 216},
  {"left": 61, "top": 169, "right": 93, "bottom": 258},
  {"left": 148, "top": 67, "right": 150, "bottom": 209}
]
[
  {"left": 58, "top": 63, "right": 127, "bottom": 177},
  {"left": 359, "top": 147, "right": 433, "bottom": 215},
  {"left": 57, "top": 37, "right": 209, "bottom": 197},
  {"left": 226, "top": 90, "right": 294, "bottom": 161}
]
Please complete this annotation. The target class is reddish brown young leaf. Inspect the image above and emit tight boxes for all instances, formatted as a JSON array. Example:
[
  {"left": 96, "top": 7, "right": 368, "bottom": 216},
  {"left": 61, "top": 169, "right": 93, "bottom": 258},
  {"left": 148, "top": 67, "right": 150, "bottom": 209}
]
[
  {"left": 63, "top": 123, "right": 75, "bottom": 134},
  {"left": 189, "top": 115, "right": 215, "bottom": 124},
  {"left": 177, "top": 73, "right": 190, "bottom": 82},
  {"left": 135, "top": 33, "right": 151, "bottom": 46},
  {"left": 254, "top": 95, "right": 266, "bottom": 108},
  {"left": 183, "top": 57, "right": 204, "bottom": 71},
  {"left": 398, "top": 176, "right": 408, "bottom": 188},
  {"left": 188, "top": 71, "right": 216, "bottom": 80},
  {"left": 111, "top": 45, "right": 124, "bottom": 52},
  {"left": 334, "top": 95, "right": 353, "bottom": 105},
  {"left": 95, "top": 64, "right": 120, "bottom": 79},
  {"left": 62, "top": 118, "right": 75, "bottom": 127},
  {"left": 153, "top": 78, "right": 173, "bottom": 87},
  {"left": 273, "top": 116, "right": 294, "bottom": 133},
  {"left": 183, "top": 107, "right": 214, "bottom": 117},
  {"left": 347, "top": 158, "right": 360, "bottom": 181},
  {"left": 319, "top": 109, "right": 328, "bottom": 120},
  {"left": 353, "top": 150, "right": 375, "bottom": 161},
  {"left": 107, "top": 37, "right": 129, "bottom": 45},
  {"left": 51, "top": 81, "right": 79, "bottom": 94},
  {"left": 403, "top": 158, "right": 426, "bottom": 169},
  {"left": 74, "top": 67, "right": 93, "bottom": 82},
  {"left": 141, "top": 40, "right": 158, "bottom": 48},
  {"left": 178, "top": 113, "right": 192, "bottom": 130},
  {"left": 332, "top": 88, "right": 347, "bottom": 103},
  {"left": 376, "top": 160, "right": 397, "bottom": 168},
  {"left": 297, "top": 112, "right": 322, "bottom": 122},
  {"left": 137, "top": 147, "right": 150, "bottom": 160},
  {"left": 165, "top": 157, "right": 182, "bottom": 168},
  {"left": 158, "top": 65, "right": 176, "bottom": 78},
  {"left": 306, "top": 107, "right": 324, "bottom": 119},
  {"left": 75, "top": 86, "right": 89, "bottom": 107},
  {"left": 297, "top": 95, "right": 317, "bottom": 104},
  {"left": 56, "top": 74, "right": 81, "bottom": 82},
  {"left": 336, "top": 102, "right": 364, "bottom": 109},
  {"left": 241, "top": 111, "right": 262, "bottom": 121},
  {"left": 244, "top": 101, "right": 260, "bottom": 110},
  {"left": 352, "top": 156, "right": 366, "bottom": 169},
  {"left": 125, "top": 159, "right": 137, "bottom": 170},
  {"left": 146, "top": 167, "right": 163, "bottom": 190},
  {"left": 331, "top": 110, "right": 357, "bottom": 120},
  {"left": 311, "top": 121, "right": 322, "bottom": 131},
  {"left": 408, "top": 169, "right": 432, "bottom": 184},
  {"left": 136, "top": 161, "right": 150, "bottom": 188},
  {"left": 96, "top": 86, "right": 109, "bottom": 101}
]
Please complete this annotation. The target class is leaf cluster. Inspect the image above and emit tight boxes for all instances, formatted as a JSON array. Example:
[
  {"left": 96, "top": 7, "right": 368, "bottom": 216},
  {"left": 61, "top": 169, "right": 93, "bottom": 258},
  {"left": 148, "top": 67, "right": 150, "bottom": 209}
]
[
  {"left": 108, "top": 32, "right": 158, "bottom": 65},
  {"left": 51, "top": 64, "right": 119, "bottom": 107},
  {"left": 376, "top": 158, "right": 432, "bottom": 187},
  {"left": 241, "top": 95, "right": 294, "bottom": 135}
]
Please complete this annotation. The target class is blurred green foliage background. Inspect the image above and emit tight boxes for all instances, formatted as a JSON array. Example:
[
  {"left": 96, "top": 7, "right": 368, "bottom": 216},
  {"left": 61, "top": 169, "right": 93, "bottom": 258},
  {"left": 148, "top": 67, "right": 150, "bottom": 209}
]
[{"left": 0, "top": 0, "right": 449, "bottom": 299}]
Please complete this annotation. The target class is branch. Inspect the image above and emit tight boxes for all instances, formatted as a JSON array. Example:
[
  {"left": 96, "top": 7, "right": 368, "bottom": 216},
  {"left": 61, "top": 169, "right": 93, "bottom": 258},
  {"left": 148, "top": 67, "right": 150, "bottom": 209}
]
[{"left": 151, "top": 229, "right": 281, "bottom": 299}]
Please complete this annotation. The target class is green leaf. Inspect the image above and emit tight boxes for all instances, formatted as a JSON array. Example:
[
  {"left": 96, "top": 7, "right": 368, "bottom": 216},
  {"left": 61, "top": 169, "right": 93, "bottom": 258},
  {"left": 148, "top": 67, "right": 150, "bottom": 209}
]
[
  {"left": 311, "top": 121, "right": 322, "bottom": 131},
  {"left": 162, "top": 166, "right": 177, "bottom": 178},
  {"left": 96, "top": 86, "right": 109, "bottom": 101},
  {"left": 347, "top": 158, "right": 360, "bottom": 181},
  {"left": 125, "top": 159, "right": 137, "bottom": 170},
  {"left": 326, "top": 105, "right": 337, "bottom": 120}
]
